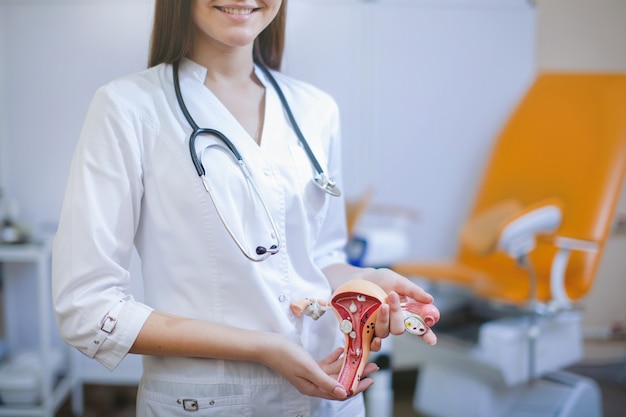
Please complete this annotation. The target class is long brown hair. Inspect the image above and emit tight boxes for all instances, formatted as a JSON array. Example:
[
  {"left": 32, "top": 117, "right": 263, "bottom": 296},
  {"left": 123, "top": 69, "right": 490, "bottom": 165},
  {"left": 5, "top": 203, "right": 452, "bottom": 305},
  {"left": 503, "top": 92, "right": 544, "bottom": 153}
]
[{"left": 148, "top": 0, "right": 287, "bottom": 70}]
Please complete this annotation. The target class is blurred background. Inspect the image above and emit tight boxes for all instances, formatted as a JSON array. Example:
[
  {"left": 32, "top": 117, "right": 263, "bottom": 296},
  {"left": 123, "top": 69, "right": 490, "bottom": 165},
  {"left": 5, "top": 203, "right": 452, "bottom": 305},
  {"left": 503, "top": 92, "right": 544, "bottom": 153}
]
[{"left": 0, "top": 0, "right": 624, "bottom": 416}]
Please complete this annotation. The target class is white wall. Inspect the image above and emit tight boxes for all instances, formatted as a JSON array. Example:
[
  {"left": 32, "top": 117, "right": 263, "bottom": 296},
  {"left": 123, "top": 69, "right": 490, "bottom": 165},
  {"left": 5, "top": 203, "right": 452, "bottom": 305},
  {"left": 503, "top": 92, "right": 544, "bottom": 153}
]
[
  {"left": 283, "top": 0, "right": 535, "bottom": 262},
  {"left": 0, "top": 0, "right": 154, "bottom": 239},
  {"left": 0, "top": 0, "right": 536, "bottom": 260},
  {"left": 536, "top": 0, "right": 626, "bottom": 72}
]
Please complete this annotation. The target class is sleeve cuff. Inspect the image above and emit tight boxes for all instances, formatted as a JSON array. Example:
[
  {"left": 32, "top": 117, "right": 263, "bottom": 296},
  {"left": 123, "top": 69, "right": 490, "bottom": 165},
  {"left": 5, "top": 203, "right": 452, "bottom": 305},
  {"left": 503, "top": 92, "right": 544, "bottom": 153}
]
[{"left": 89, "top": 299, "right": 154, "bottom": 371}]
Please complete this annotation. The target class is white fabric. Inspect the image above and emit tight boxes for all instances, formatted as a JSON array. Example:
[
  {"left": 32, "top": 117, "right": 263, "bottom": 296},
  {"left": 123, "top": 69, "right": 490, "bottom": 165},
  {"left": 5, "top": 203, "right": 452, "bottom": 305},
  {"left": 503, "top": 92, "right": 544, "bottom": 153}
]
[{"left": 52, "top": 58, "right": 361, "bottom": 416}]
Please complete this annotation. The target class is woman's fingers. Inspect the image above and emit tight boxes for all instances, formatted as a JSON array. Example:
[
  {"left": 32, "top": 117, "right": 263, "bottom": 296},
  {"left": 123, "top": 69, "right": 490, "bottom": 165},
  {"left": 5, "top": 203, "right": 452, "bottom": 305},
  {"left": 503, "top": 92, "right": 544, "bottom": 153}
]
[
  {"left": 366, "top": 268, "right": 434, "bottom": 304},
  {"left": 319, "top": 347, "right": 345, "bottom": 375},
  {"left": 375, "top": 291, "right": 405, "bottom": 337},
  {"left": 299, "top": 369, "right": 348, "bottom": 400},
  {"left": 312, "top": 348, "right": 350, "bottom": 399},
  {"left": 374, "top": 303, "right": 391, "bottom": 339},
  {"left": 392, "top": 274, "right": 434, "bottom": 304},
  {"left": 421, "top": 328, "right": 438, "bottom": 346},
  {"left": 266, "top": 341, "right": 348, "bottom": 400},
  {"left": 350, "top": 362, "right": 380, "bottom": 395},
  {"left": 361, "top": 362, "right": 380, "bottom": 378},
  {"left": 361, "top": 269, "right": 439, "bottom": 343},
  {"left": 387, "top": 291, "right": 406, "bottom": 335},
  {"left": 317, "top": 347, "right": 385, "bottom": 399},
  {"left": 370, "top": 336, "right": 383, "bottom": 353}
]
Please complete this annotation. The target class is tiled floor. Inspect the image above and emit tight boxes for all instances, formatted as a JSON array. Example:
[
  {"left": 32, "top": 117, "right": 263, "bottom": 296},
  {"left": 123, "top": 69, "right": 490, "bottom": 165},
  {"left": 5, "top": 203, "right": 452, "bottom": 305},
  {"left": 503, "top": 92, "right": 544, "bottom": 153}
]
[{"left": 55, "top": 347, "right": 625, "bottom": 417}]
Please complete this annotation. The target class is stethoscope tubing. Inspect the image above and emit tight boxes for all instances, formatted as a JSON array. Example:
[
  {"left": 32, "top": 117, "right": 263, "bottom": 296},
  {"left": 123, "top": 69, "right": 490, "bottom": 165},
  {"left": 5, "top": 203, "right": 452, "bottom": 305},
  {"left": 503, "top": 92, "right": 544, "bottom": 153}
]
[
  {"left": 255, "top": 64, "right": 324, "bottom": 176},
  {"left": 256, "top": 64, "right": 341, "bottom": 197},
  {"left": 172, "top": 60, "right": 340, "bottom": 261},
  {"left": 174, "top": 61, "right": 283, "bottom": 261},
  {"left": 198, "top": 143, "right": 281, "bottom": 262},
  {"left": 173, "top": 65, "right": 244, "bottom": 176},
  {"left": 174, "top": 60, "right": 340, "bottom": 197}
]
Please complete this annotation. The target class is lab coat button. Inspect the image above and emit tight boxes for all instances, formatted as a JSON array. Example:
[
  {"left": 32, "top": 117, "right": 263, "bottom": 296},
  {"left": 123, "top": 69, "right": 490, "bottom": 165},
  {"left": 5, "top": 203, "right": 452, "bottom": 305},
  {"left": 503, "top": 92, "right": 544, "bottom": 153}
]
[{"left": 278, "top": 294, "right": 287, "bottom": 302}]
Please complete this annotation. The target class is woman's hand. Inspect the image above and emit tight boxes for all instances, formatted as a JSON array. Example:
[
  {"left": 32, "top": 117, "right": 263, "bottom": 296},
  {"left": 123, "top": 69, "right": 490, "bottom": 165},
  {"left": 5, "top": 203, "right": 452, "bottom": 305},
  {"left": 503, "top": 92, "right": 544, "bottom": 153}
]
[
  {"left": 260, "top": 336, "right": 378, "bottom": 400},
  {"left": 132, "top": 312, "right": 380, "bottom": 400},
  {"left": 362, "top": 267, "right": 438, "bottom": 345},
  {"left": 320, "top": 347, "right": 379, "bottom": 396},
  {"left": 324, "top": 264, "right": 438, "bottom": 346}
]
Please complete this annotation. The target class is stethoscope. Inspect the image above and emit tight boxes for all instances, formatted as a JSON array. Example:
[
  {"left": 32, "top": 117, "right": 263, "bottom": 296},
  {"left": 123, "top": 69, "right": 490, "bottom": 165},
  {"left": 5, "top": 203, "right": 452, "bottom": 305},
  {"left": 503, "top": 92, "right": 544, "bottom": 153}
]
[{"left": 173, "top": 60, "right": 341, "bottom": 262}]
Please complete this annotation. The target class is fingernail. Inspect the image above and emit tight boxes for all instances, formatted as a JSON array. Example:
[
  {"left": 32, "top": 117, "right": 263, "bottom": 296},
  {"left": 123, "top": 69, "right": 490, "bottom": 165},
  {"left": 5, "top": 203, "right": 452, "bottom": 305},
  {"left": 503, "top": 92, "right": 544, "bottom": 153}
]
[{"left": 333, "top": 386, "right": 347, "bottom": 398}]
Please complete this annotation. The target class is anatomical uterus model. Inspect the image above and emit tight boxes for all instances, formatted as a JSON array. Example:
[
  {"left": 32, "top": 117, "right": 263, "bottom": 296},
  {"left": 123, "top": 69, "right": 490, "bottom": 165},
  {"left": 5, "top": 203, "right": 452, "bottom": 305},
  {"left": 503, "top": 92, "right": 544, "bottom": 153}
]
[{"left": 291, "top": 279, "right": 440, "bottom": 397}]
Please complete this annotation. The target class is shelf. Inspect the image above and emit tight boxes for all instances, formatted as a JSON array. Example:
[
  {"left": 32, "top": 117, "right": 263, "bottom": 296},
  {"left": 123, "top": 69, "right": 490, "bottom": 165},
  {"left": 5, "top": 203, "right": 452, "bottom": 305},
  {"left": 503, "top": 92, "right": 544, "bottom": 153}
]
[
  {"left": 0, "top": 241, "right": 73, "bottom": 417},
  {"left": 0, "top": 243, "right": 50, "bottom": 262},
  {"left": 0, "top": 375, "right": 72, "bottom": 417}
]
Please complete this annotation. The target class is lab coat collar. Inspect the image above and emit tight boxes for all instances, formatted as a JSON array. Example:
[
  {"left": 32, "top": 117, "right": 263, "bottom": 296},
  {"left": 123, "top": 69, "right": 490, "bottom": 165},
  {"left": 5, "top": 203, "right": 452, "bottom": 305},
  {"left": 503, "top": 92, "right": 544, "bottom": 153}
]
[
  {"left": 178, "top": 57, "right": 208, "bottom": 83},
  {"left": 177, "top": 56, "right": 270, "bottom": 90},
  {"left": 175, "top": 57, "right": 291, "bottom": 152},
  {"left": 174, "top": 58, "right": 259, "bottom": 149}
]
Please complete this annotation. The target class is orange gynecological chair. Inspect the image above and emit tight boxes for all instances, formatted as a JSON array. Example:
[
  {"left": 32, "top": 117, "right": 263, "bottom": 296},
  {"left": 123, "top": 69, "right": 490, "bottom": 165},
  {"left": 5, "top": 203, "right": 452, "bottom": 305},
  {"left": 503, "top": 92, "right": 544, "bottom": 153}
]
[{"left": 392, "top": 73, "right": 626, "bottom": 417}]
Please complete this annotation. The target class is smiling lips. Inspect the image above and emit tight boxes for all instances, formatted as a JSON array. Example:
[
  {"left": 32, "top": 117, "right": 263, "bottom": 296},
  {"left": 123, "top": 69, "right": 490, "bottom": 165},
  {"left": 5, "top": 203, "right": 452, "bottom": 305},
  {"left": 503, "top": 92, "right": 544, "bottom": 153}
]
[{"left": 216, "top": 6, "right": 257, "bottom": 15}]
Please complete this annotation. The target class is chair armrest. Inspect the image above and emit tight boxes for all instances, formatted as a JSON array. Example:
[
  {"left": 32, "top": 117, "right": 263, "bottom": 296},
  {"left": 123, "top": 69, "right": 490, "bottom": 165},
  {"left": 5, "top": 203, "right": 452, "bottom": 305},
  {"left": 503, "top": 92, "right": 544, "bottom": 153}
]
[
  {"left": 460, "top": 198, "right": 563, "bottom": 258},
  {"left": 496, "top": 198, "right": 563, "bottom": 259},
  {"left": 551, "top": 236, "right": 599, "bottom": 252},
  {"left": 544, "top": 235, "right": 599, "bottom": 310}
]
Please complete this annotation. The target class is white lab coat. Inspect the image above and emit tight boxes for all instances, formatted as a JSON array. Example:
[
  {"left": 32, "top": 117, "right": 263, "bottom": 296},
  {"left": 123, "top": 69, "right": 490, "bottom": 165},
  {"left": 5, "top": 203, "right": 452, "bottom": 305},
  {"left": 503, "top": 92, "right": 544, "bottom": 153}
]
[{"left": 52, "top": 58, "right": 365, "bottom": 416}]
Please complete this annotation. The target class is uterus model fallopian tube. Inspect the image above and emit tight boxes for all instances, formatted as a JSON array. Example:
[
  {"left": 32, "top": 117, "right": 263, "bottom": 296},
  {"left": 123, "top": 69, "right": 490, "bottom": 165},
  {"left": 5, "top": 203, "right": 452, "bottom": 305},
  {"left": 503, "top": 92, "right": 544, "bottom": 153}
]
[{"left": 290, "top": 279, "right": 440, "bottom": 397}]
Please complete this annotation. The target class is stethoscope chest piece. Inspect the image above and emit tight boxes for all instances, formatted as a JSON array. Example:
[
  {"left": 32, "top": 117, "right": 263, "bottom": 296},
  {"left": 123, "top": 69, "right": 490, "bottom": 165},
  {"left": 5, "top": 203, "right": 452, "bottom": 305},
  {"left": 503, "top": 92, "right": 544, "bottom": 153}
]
[{"left": 314, "top": 174, "right": 341, "bottom": 197}]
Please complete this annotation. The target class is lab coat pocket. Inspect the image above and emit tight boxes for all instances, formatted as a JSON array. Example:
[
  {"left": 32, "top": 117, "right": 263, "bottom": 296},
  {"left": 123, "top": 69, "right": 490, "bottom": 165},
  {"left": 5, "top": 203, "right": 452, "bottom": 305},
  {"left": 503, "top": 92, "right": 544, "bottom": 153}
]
[
  {"left": 288, "top": 144, "right": 329, "bottom": 221},
  {"left": 139, "top": 383, "right": 252, "bottom": 417}
]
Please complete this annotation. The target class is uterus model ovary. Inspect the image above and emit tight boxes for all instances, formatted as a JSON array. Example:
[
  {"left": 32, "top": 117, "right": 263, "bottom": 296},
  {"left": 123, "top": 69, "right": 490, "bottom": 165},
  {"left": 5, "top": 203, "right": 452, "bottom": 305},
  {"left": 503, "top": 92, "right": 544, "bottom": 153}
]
[{"left": 290, "top": 279, "right": 440, "bottom": 397}]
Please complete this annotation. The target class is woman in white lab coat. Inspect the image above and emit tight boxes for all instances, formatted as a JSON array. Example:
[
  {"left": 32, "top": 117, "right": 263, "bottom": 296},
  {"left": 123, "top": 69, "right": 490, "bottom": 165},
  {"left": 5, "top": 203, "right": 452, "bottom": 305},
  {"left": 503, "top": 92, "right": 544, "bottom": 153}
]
[{"left": 52, "top": 1, "right": 437, "bottom": 416}]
